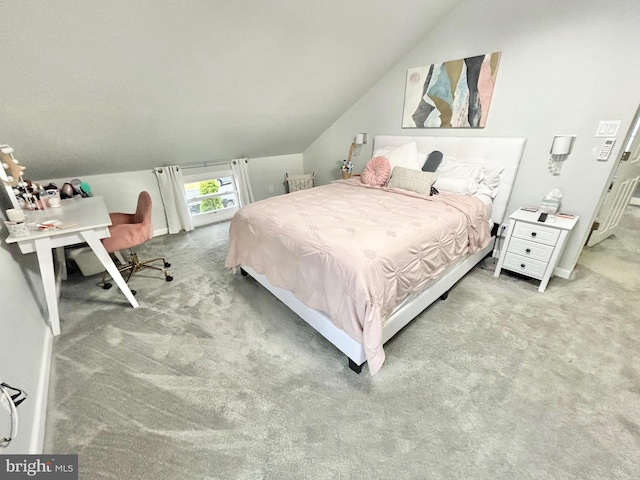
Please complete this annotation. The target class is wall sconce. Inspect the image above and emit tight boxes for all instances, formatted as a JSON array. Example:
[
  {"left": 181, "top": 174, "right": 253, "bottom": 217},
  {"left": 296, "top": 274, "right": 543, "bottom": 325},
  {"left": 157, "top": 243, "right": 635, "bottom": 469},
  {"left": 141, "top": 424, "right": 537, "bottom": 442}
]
[
  {"left": 347, "top": 133, "right": 368, "bottom": 162},
  {"left": 548, "top": 135, "right": 576, "bottom": 175}
]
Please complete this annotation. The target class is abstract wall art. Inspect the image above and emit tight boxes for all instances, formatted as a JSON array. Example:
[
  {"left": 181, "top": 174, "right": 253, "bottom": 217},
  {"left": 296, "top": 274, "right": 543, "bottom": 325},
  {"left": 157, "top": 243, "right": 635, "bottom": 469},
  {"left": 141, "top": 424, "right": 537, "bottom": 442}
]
[{"left": 402, "top": 52, "right": 501, "bottom": 128}]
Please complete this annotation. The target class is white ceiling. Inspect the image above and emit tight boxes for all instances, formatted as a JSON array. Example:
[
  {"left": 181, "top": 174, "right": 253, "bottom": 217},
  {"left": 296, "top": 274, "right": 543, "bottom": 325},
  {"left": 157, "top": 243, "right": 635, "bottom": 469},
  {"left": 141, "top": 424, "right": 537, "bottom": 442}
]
[{"left": 1, "top": 0, "right": 461, "bottom": 179}]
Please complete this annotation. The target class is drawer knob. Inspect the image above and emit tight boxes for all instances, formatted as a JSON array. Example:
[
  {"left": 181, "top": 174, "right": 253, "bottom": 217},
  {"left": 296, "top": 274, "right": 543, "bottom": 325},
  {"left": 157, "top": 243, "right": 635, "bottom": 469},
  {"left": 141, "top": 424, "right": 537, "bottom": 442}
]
[
  {"left": 525, "top": 248, "right": 531, "bottom": 253},
  {"left": 531, "top": 232, "right": 537, "bottom": 237},
  {"left": 520, "top": 263, "right": 526, "bottom": 268}
]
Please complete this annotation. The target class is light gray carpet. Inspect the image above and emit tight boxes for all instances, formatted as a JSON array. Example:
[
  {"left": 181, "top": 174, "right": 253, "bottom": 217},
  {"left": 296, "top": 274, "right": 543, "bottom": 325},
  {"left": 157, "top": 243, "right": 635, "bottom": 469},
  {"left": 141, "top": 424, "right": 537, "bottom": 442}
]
[{"left": 45, "top": 206, "right": 640, "bottom": 479}]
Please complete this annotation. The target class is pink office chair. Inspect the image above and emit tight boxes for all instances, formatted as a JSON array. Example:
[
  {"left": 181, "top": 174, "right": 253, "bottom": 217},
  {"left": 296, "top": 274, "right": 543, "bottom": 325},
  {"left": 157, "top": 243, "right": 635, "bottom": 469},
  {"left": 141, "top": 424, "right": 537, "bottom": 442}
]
[{"left": 100, "top": 191, "right": 173, "bottom": 295}]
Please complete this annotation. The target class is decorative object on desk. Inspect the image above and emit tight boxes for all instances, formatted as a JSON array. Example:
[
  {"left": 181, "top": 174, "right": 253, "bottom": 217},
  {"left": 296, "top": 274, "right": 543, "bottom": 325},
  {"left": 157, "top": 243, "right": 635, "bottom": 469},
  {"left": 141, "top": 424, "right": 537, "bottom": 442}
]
[
  {"left": 37, "top": 219, "right": 61, "bottom": 231},
  {"left": 0, "top": 146, "right": 49, "bottom": 211},
  {"left": 11, "top": 178, "right": 47, "bottom": 210},
  {"left": 44, "top": 189, "right": 61, "bottom": 207},
  {"left": 55, "top": 222, "right": 80, "bottom": 229},
  {"left": 5, "top": 208, "right": 25, "bottom": 223},
  {"left": 402, "top": 52, "right": 501, "bottom": 128},
  {"left": 540, "top": 188, "right": 562, "bottom": 214},
  {"left": 59, "top": 182, "right": 75, "bottom": 199},
  {"left": 548, "top": 135, "right": 576, "bottom": 175},
  {"left": 0, "top": 145, "right": 26, "bottom": 187},
  {"left": 79, "top": 181, "right": 92, "bottom": 197},
  {"left": 70, "top": 178, "right": 91, "bottom": 197},
  {"left": 4, "top": 221, "right": 30, "bottom": 237}
]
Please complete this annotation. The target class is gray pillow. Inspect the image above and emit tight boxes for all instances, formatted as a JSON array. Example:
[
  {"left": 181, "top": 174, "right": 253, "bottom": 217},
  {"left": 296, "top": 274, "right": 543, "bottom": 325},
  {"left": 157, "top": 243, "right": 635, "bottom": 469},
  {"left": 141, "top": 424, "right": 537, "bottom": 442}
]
[
  {"left": 387, "top": 166, "right": 438, "bottom": 195},
  {"left": 422, "top": 150, "right": 444, "bottom": 172}
]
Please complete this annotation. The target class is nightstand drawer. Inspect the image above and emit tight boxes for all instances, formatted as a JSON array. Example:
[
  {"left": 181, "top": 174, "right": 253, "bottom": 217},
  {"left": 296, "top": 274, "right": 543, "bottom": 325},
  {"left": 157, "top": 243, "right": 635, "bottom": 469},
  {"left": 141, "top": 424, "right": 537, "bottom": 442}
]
[
  {"left": 512, "top": 222, "right": 560, "bottom": 246},
  {"left": 502, "top": 253, "right": 547, "bottom": 279},
  {"left": 507, "top": 237, "right": 554, "bottom": 263}
]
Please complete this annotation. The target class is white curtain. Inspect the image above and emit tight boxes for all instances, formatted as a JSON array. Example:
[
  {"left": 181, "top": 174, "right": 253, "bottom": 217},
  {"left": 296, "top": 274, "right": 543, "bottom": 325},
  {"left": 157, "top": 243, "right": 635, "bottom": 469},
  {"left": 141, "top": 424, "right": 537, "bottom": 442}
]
[
  {"left": 153, "top": 166, "right": 194, "bottom": 234},
  {"left": 231, "top": 158, "right": 255, "bottom": 207}
]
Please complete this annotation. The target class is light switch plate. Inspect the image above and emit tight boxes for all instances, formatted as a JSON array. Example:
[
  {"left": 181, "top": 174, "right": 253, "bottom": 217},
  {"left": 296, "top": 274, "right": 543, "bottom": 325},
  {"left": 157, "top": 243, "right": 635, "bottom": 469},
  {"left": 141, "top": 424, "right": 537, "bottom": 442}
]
[{"left": 596, "top": 120, "right": 620, "bottom": 137}]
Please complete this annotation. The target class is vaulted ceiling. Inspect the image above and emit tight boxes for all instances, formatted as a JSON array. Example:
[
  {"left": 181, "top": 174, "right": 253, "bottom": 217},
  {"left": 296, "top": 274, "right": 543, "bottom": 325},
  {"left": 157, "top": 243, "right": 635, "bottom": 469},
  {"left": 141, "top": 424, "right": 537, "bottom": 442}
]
[{"left": 1, "top": 1, "right": 461, "bottom": 179}]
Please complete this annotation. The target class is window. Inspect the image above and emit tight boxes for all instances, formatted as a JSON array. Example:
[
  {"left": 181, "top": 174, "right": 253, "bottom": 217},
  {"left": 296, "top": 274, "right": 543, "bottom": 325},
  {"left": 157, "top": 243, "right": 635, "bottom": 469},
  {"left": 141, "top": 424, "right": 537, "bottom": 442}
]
[{"left": 183, "top": 170, "right": 239, "bottom": 227}]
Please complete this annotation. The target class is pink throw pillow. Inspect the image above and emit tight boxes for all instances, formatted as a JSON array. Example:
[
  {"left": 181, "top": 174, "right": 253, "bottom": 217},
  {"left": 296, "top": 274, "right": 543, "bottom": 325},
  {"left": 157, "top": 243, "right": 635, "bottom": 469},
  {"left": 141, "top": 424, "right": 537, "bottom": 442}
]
[{"left": 362, "top": 156, "right": 391, "bottom": 186}]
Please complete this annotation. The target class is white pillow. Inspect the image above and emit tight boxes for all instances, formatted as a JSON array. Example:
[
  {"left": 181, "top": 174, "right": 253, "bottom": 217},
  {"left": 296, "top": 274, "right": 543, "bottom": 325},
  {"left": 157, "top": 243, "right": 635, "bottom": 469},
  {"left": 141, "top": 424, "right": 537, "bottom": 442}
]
[
  {"left": 372, "top": 142, "right": 421, "bottom": 171},
  {"left": 476, "top": 183, "right": 497, "bottom": 197},
  {"left": 436, "top": 160, "right": 483, "bottom": 182},
  {"left": 440, "top": 157, "right": 504, "bottom": 188},
  {"left": 481, "top": 165, "right": 503, "bottom": 190},
  {"left": 417, "top": 150, "right": 429, "bottom": 167},
  {"left": 434, "top": 176, "right": 479, "bottom": 195}
]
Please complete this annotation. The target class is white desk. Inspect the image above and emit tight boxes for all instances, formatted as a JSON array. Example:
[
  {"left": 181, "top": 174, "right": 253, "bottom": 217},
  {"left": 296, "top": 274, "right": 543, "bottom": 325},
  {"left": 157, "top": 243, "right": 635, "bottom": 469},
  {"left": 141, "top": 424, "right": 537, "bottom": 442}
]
[{"left": 5, "top": 196, "right": 139, "bottom": 335}]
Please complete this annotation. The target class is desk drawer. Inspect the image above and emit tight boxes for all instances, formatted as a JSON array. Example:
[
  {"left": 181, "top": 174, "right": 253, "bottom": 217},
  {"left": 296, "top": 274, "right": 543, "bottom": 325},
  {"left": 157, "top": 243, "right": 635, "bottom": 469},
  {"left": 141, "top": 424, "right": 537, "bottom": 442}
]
[
  {"left": 512, "top": 222, "right": 560, "bottom": 246},
  {"left": 507, "top": 237, "right": 554, "bottom": 263},
  {"left": 502, "top": 253, "right": 547, "bottom": 279}
]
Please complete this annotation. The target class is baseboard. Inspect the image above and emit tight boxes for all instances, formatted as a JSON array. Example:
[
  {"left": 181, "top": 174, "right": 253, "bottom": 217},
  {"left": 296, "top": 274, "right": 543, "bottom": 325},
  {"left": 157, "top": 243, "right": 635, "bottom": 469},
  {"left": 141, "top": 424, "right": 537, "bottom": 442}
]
[
  {"left": 30, "top": 331, "right": 53, "bottom": 453},
  {"left": 153, "top": 228, "right": 169, "bottom": 236},
  {"left": 630, "top": 197, "right": 640, "bottom": 206},
  {"left": 553, "top": 266, "right": 572, "bottom": 279}
]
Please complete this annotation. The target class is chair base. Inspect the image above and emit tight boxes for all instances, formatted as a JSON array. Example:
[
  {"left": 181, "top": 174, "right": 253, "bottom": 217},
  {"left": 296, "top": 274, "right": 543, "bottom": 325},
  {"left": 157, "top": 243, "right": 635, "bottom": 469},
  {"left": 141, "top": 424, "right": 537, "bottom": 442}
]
[{"left": 100, "top": 251, "right": 173, "bottom": 292}]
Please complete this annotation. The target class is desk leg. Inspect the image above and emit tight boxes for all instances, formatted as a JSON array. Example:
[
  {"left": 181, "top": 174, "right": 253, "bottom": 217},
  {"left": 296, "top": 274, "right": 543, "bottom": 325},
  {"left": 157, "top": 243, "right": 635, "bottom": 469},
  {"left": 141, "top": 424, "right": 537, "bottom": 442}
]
[
  {"left": 55, "top": 247, "right": 67, "bottom": 280},
  {"left": 34, "top": 238, "right": 61, "bottom": 336},
  {"left": 81, "top": 230, "right": 140, "bottom": 309}
]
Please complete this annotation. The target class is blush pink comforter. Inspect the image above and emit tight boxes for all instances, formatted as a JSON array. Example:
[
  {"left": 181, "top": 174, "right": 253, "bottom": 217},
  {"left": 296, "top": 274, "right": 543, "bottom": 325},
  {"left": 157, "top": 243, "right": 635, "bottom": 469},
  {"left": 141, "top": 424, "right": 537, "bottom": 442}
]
[{"left": 225, "top": 179, "right": 491, "bottom": 374}]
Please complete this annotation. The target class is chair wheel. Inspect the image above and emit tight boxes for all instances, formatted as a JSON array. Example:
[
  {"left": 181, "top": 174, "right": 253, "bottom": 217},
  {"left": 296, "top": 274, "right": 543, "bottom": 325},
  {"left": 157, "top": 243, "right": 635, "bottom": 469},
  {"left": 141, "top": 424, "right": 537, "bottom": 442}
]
[
  {"left": 131, "top": 290, "right": 137, "bottom": 296},
  {"left": 166, "top": 275, "right": 173, "bottom": 282},
  {"left": 103, "top": 282, "right": 113, "bottom": 290},
  {"left": 164, "top": 262, "right": 171, "bottom": 268}
]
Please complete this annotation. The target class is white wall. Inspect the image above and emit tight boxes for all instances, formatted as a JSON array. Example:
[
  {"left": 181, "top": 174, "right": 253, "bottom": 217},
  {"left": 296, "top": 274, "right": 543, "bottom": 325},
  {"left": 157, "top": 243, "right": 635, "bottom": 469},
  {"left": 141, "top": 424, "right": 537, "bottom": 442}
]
[
  {"left": 0, "top": 195, "right": 51, "bottom": 453},
  {"left": 42, "top": 171, "right": 168, "bottom": 234},
  {"left": 249, "top": 154, "right": 304, "bottom": 201},
  {"left": 303, "top": 0, "right": 640, "bottom": 275}
]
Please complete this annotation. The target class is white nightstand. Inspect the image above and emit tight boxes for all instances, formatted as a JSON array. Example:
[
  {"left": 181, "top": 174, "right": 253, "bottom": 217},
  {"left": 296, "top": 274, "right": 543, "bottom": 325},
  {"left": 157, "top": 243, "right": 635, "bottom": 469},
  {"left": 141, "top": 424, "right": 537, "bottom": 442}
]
[{"left": 494, "top": 208, "right": 579, "bottom": 292}]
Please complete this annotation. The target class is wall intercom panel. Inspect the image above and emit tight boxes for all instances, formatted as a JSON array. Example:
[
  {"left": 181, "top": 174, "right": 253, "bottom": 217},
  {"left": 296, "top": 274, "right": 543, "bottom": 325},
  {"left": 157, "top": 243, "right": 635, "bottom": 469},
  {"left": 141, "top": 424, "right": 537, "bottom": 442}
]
[{"left": 597, "top": 138, "right": 616, "bottom": 161}]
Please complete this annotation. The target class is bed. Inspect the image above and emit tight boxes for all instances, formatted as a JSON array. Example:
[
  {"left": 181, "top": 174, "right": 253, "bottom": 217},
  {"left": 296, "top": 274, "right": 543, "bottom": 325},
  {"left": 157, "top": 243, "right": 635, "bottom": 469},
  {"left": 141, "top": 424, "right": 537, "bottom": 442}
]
[{"left": 225, "top": 135, "right": 526, "bottom": 374}]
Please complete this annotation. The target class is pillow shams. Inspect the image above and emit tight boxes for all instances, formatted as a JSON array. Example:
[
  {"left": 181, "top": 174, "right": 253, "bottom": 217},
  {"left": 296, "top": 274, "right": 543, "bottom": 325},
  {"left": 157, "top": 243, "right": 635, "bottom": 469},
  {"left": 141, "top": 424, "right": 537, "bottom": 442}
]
[
  {"left": 436, "top": 161, "right": 483, "bottom": 182},
  {"left": 439, "top": 157, "right": 504, "bottom": 197},
  {"left": 481, "top": 165, "right": 503, "bottom": 189},
  {"left": 372, "top": 142, "right": 421, "bottom": 171},
  {"left": 387, "top": 166, "right": 438, "bottom": 195},
  {"left": 433, "top": 176, "right": 479, "bottom": 195}
]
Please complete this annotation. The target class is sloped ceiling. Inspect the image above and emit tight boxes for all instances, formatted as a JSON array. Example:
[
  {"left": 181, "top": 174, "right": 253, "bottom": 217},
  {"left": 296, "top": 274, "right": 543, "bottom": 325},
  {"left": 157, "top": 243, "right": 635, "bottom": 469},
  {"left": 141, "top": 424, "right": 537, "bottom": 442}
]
[{"left": 1, "top": 0, "right": 461, "bottom": 179}]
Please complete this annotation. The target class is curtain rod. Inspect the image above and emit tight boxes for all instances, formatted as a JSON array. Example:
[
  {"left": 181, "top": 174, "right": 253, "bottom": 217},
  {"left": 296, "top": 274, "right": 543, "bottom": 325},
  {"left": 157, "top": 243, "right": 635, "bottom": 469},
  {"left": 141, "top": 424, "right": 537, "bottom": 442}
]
[{"left": 180, "top": 160, "right": 232, "bottom": 170}]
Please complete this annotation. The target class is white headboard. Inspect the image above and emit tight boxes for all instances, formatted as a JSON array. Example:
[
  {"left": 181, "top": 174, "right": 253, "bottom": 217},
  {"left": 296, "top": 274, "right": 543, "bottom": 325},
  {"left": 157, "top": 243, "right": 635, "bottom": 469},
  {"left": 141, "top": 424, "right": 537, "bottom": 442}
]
[{"left": 373, "top": 135, "right": 526, "bottom": 225}]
